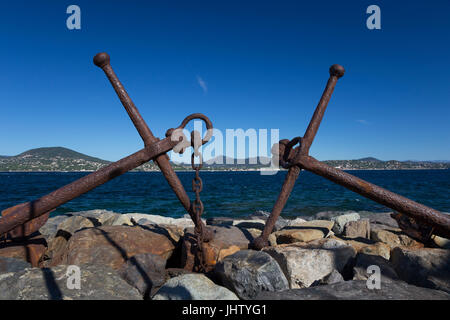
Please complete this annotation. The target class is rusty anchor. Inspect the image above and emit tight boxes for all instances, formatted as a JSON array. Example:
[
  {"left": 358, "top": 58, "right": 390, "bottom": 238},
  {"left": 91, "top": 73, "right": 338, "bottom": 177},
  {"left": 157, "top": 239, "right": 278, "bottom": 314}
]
[
  {"left": 0, "top": 53, "right": 214, "bottom": 253},
  {"left": 251, "top": 64, "right": 450, "bottom": 250}
]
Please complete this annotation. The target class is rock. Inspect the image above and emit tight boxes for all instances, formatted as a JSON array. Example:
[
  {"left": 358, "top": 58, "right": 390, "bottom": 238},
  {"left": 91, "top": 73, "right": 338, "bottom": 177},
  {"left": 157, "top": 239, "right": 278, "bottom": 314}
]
[
  {"left": 41, "top": 236, "right": 68, "bottom": 267},
  {"left": 125, "top": 213, "right": 197, "bottom": 229},
  {"left": 272, "top": 220, "right": 334, "bottom": 245},
  {"left": 165, "top": 268, "right": 195, "bottom": 279},
  {"left": 39, "top": 215, "right": 71, "bottom": 239},
  {"left": 371, "top": 228, "right": 424, "bottom": 249},
  {"left": 352, "top": 253, "right": 399, "bottom": 282},
  {"left": 285, "top": 217, "right": 308, "bottom": 226},
  {"left": 214, "top": 250, "right": 289, "bottom": 299},
  {"left": 363, "top": 212, "right": 398, "bottom": 228},
  {"left": 331, "top": 212, "right": 360, "bottom": 235},
  {"left": 391, "top": 247, "right": 450, "bottom": 293},
  {"left": 152, "top": 273, "right": 239, "bottom": 300},
  {"left": 0, "top": 257, "right": 31, "bottom": 273},
  {"left": 262, "top": 239, "right": 356, "bottom": 288},
  {"left": 70, "top": 209, "right": 118, "bottom": 226},
  {"left": 181, "top": 225, "right": 254, "bottom": 271},
  {"left": 0, "top": 236, "right": 47, "bottom": 267},
  {"left": 64, "top": 225, "right": 175, "bottom": 270},
  {"left": 118, "top": 253, "right": 167, "bottom": 298},
  {"left": 57, "top": 216, "right": 94, "bottom": 236},
  {"left": 360, "top": 242, "right": 391, "bottom": 260},
  {"left": 431, "top": 235, "right": 450, "bottom": 249},
  {"left": 249, "top": 210, "right": 288, "bottom": 230},
  {"left": 255, "top": 280, "right": 450, "bottom": 300},
  {"left": 273, "top": 229, "right": 325, "bottom": 245},
  {"left": 207, "top": 217, "right": 266, "bottom": 230},
  {"left": 0, "top": 264, "right": 142, "bottom": 300},
  {"left": 317, "top": 269, "right": 344, "bottom": 285},
  {"left": 343, "top": 219, "right": 370, "bottom": 239},
  {"left": 138, "top": 223, "right": 184, "bottom": 245},
  {"left": 110, "top": 215, "right": 134, "bottom": 226}
]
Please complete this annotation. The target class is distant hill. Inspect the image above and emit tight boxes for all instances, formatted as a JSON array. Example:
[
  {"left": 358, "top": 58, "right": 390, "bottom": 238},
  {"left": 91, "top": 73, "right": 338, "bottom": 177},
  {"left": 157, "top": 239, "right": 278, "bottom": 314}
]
[{"left": 0, "top": 147, "right": 448, "bottom": 172}]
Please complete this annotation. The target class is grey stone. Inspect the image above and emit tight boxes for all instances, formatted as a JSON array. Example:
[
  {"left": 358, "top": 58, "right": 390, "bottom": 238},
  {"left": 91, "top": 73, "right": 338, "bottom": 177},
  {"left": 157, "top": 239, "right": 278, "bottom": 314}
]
[
  {"left": 353, "top": 253, "right": 399, "bottom": 282},
  {"left": 118, "top": 253, "right": 167, "bottom": 298},
  {"left": 263, "top": 239, "right": 356, "bottom": 288},
  {"left": 391, "top": 247, "right": 450, "bottom": 293},
  {"left": 317, "top": 269, "right": 344, "bottom": 285},
  {"left": 343, "top": 219, "right": 370, "bottom": 239},
  {"left": 57, "top": 215, "right": 94, "bottom": 236},
  {"left": 255, "top": 280, "right": 450, "bottom": 300},
  {"left": 152, "top": 273, "right": 239, "bottom": 300},
  {"left": 214, "top": 250, "right": 289, "bottom": 299},
  {"left": 331, "top": 213, "right": 360, "bottom": 235},
  {"left": 39, "top": 215, "right": 71, "bottom": 239},
  {"left": 0, "top": 257, "right": 31, "bottom": 274},
  {"left": 0, "top": 264, "right": 142, "bottom": 300}
]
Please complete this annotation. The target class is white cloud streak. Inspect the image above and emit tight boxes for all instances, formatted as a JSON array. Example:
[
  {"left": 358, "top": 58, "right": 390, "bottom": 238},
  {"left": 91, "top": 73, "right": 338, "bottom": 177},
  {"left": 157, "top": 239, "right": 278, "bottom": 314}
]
[{"left": 197, "top": 76, "right": 208, "bottom": 94}]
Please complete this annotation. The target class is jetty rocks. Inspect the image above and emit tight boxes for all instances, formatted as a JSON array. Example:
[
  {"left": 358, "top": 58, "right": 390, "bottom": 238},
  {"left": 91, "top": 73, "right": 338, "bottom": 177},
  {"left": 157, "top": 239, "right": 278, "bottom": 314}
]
[{"left": 0, "top": 209, "right": 449, "bottom": 300}]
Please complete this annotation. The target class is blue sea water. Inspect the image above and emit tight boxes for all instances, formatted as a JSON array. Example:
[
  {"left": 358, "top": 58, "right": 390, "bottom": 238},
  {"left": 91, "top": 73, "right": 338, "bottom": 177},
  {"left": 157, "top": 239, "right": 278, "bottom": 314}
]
[{"left": 0, "top": 170, "right": 449, "bottom": 219}]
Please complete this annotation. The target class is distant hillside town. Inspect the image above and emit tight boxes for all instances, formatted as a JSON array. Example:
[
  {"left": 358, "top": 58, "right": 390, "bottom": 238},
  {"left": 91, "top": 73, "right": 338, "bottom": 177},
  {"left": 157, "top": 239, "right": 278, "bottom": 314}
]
[{"left": 0, "top": 147, "right": 448, "bottom": 172}]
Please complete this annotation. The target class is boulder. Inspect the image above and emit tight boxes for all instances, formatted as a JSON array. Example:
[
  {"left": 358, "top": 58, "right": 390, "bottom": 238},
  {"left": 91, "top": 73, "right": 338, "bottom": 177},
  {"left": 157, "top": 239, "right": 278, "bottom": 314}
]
[
  {"left": 0, "top": 264, "right": 142, "bottom": 300},
  {"left": 0, "top": 257, "right": 31, "bottom": 273},
  {"left": 181, "top": 225, "right": 254, "bottom": 271},
  {"left": 118, "top": 253, "right": 167, "bottom": 298},
  {"left": 272, "top": 229, "right": 325, "bottom": 245},
  {"left": 70, "top": 209, "right": 118, "bottom": 226},
  {"left": 431, "top": 235, "right": 450, "bottom": 249},
  {"left": 255, "top": 280, "right": 450, "bottom": 300},
  {"left": 263, "top": 239, "right": 356, "bottom": 288},
  {"left": 371, "top": 228, "right": 424, "bottom": 249},
  {"left": 125, "top": 213, "right": 197, "bottom": 229},
  {"left": 331, "top": 212, "right": 360, "bottom": 235},
  {"left": 207, "top": 217, "right": 266, "bottom": 230},
  {"left": 0, "top": 236, "right": 47, "bottom": 267},
  {"left": 110, "top": 215, "right": 134, "bottom": 226},
  {"left": 39, "top": 215, "right": 71, "bottom": 239},
  {"left": 352, "top": 253, "right": 399, "bottom": 282},
  {"left": 57, "top": 215, "right": 94, "bottom": 236},
  {"left": 343, "top": 219, "right": 370, "bottom": 239},
  {"left": 249, "top": 210, "right": 288, "bottom": 230},
  {"left": 285, "top": 217, "right": 308, "bottom": 227},
  {"left": 41, "top": 236, "right": 68, "bottom": 267},
  {"left": 317, "top": 269, "right": 344, "bottom": 285},
  {"left": 214, "top": 250, "right": 289, "bottom": 299},
  {"left": 363, "top": 212, "right": 398, "bottom": 228},
  {"left": 64, "top": 225, "right": 175, "bottom": 270},
  {"left": 390, "top": 247, "right": 450, "bottom": 293},
  {"left": 340, "top": 237, "right": 390, "bottom": 260},
  {"left": 152, "top": 273, "right": 239, "bottom": 300}
]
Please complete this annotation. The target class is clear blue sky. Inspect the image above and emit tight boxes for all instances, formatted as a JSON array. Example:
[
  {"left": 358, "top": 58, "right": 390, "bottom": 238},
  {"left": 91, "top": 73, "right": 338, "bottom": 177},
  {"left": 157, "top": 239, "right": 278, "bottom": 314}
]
[{"left": 0, "top": 0, "right": 449, "bottom": 161}]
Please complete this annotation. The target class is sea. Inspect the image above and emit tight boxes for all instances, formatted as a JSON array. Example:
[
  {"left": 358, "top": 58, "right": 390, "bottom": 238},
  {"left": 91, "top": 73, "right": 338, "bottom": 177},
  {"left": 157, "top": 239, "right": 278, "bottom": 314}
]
[{"left": 0, "top": 170, "right": 449, "bottom": 219}]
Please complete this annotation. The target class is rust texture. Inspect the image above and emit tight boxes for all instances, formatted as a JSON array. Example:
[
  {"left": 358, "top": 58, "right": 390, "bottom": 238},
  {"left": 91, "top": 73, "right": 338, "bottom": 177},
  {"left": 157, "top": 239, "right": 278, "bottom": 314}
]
[
  {"left": 0, "top": 53, "right": 213, "bottom": 244},
  {"left": 252, "top": 64, "right": 450, "bottom": 249}
]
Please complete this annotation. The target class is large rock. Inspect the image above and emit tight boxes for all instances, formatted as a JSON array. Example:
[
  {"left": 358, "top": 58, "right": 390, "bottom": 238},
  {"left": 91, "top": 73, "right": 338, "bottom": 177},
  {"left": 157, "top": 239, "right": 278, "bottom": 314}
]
[
  {"left": 431, "top": 235, "right": 450, "bottom": 249},
  {"left": 272, "top": 220, "right": 334, "bottom": 245},
  {"left": 263, "top": 239, "right": 356, "bottom": 288},
  {"left": 343, "top": 219, "right": 370, "bottom": 239},
  {"left": 255, "top": 280, "right": 450, "bottom": 300},
  {"left": 181, "top": 225, "right": 254, "bottom": 271},
  {"left": 57, "top": 215, "right": 94, "bottom": 236},
  {"left": 41, "top": 236, "right": 68, "bottom": 267},
  {"left": 0, "top": 257, "right": 31, "bottom": 273},
  {"left": 371, "top": 228, "right": 424, "bottom": 249},
  {"left": 391, "top": 247, "right": 450, "bottom": 293},
  {"left": 0, "top": 264, "right": 141, "bottom": 300},
  {"left": 118, "top": 253, "right": 167, "bottom": 298},
  {"left": 339, "top": 237, "right": 391, "bottom": 260},
  {"left": 39, "top": 215, "right": 71, "bottom": 239},
  {"left": 352, "top": 253, "right": 399, "bottom": 282},
  {"left": 125, "top": 213, "right": 197, "bottom": 229},
  {"left": 70, "top": 209, "right": 118, "bottom": 226},
  {"left": 331, "top": 213, "right": 360, "bottom": 235},
  {"left": 64, "top": 225, "right": 175, "bottom": 270},
  {"left": 207, "top": 217, "right": 266, "bottom": 230},
  {"left": 152, "top": 273, "right": 239, "bottom": 300},
  {"left": 214, "top": 250, "right": 289, "bottom": 299},
  {"left": 0, "top": 236, "right": 47, "bottom": 267}
]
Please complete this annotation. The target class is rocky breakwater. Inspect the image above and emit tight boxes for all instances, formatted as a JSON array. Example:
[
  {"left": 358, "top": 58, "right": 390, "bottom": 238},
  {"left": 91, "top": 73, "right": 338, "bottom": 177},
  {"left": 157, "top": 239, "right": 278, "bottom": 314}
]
[{"left": 0, "top": 209, "right": 448, "bottom": 300}]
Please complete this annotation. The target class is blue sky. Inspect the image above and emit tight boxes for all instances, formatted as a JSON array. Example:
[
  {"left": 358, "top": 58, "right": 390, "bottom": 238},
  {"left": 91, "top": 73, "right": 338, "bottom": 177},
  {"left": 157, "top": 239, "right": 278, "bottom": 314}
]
[{"left": 0, "top": 1, "right": 449, "bottom": 161}]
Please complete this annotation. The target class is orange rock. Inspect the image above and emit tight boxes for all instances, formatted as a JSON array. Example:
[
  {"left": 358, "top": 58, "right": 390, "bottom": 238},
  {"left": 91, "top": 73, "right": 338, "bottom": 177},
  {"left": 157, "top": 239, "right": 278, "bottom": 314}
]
[{"left": 0, "top": 236, "right": 47, "bottom": 267}]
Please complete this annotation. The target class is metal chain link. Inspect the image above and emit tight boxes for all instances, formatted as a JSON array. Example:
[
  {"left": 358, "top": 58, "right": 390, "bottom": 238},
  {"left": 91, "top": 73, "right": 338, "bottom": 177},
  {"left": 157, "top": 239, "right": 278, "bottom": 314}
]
[{"left": 191, "top": 140, "right": 208, "bottom": 272}]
